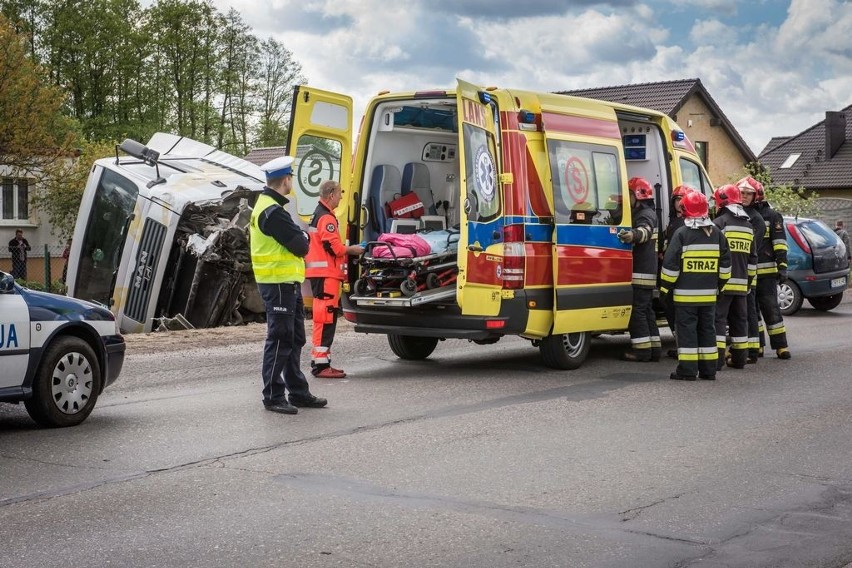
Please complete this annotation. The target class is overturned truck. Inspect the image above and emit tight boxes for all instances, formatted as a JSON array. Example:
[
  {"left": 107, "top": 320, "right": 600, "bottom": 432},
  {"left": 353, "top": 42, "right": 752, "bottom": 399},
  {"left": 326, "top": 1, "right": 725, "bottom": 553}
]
[{"left": 65, "top": 134, "right": 290, "bottom": 333}]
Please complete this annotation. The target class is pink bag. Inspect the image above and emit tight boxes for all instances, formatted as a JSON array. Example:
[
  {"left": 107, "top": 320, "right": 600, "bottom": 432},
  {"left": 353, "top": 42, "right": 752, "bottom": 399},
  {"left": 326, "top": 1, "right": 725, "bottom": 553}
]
[{"left": 373, "top": 233, "right": 431, "bottom": 258}]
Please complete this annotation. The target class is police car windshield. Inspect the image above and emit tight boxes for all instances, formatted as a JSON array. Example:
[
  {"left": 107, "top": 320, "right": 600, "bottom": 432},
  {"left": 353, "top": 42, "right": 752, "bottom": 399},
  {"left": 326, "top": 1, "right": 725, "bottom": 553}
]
[{"left": 75, "top": 169, "right": 139, "bottom": 305}]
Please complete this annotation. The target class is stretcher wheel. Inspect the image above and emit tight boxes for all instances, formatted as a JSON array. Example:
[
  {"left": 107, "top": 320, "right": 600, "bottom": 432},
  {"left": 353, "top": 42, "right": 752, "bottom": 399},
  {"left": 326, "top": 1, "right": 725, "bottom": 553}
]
[
  {"left": 426, "top": 273, "right": 440, "bottom": 289},
  {"left": 400, "top": 279, "right": 417, "bottom": 297},
  {"left": 354, "top": 278, "right": 370, "bottom": 296}
]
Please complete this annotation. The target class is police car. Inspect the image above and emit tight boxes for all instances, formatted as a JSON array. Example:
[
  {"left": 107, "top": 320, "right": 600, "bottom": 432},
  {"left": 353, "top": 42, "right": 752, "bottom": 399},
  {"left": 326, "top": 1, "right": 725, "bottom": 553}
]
[{"left": 0, "top": 271, "right": 125, "bottom": 427}]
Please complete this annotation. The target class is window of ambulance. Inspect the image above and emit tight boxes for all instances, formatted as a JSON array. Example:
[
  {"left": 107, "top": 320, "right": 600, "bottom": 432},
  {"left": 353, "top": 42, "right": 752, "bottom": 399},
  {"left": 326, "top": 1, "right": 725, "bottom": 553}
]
[
  {"left": 74, "top": 169, "right": 139, "bottom": 306},
  {"left": 462, "top": 123, "right": 500, "bottom": 222},
  {"left": 548, "top": 140, "right": 623, "bottom": 226},
  {"left": 679, "top": 157, "right": 713, "bottom": 198}
]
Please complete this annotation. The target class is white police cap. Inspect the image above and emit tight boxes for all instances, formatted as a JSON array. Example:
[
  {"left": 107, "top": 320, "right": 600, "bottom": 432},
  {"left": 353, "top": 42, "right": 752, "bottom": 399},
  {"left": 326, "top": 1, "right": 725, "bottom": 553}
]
[{"left": 260, "top": 155, "right": 294, "bottom": 180}]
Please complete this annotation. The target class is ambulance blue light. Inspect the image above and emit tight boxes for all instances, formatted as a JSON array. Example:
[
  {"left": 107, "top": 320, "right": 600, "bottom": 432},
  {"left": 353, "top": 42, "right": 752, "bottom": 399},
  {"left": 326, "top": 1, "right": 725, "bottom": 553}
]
[
  {"left": 519, "top": 110, "right": 535, "bottom": 124},
  {"left": 672, "top": 130, "right": 685, "bottom": 142},
  {"left": 478, "top": 92, "right": 492, "bottom": 104}
]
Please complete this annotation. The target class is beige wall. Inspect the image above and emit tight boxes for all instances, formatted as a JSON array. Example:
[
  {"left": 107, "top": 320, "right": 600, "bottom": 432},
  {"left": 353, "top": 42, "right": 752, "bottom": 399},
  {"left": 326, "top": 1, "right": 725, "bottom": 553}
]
[{"left": 674, "top": 96, "right": 752, "bottom": 186}]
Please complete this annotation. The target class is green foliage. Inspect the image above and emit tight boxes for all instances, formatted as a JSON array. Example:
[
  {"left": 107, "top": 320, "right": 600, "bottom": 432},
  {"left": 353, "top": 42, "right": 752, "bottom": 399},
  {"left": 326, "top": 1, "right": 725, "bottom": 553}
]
[{"left": 742, "top": 162, "right": 820, "bottom": 217}]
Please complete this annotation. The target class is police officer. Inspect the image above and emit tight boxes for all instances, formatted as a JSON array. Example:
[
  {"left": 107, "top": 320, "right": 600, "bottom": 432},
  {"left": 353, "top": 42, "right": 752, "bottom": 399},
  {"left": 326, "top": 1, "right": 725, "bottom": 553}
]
[
  {"left": 619, "top": 177, "right": 660, "bottom": 362},
  {"left": 660, "top": 191, "right": 731, "bottom": 380},
  {"left": 250, "top": 155, "right": 327, "bottom": 414},
  {"left": 744, "top": 177, "right": 792, "bottom": 360},
  {"left": 712, "top": 184, "right": 756, "bottom": 370},
  {"left": 737, "top": 177, "right": 767, "bottom": 364},
  {"left": 305, "top": 180, "right": 364, "bottom": 378}
]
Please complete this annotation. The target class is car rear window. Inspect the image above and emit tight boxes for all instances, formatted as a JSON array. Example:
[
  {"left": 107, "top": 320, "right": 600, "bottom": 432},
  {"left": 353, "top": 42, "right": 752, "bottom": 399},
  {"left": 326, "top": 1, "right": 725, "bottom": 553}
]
[{"left": 797, "top": 220, "right": 838, "bottom": 249}]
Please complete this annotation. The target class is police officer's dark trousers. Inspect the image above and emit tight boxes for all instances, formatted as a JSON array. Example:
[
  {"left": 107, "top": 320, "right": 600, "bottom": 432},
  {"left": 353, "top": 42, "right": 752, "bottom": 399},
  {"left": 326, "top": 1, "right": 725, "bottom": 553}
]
[
  {"left": 675, "top": 304, "right": 717, "bottom": 378},
  {"left": 755, "top": 276, "right": 788, "bottom": 350},
  {"left": 715, "top": 294, "right": 748, "bottom": 369},
  {"left": 628, "top": 287, "right": 659, "bottom": 360},
  {"left": 258, "top": 282, "right": 311, "bottom": 406}
]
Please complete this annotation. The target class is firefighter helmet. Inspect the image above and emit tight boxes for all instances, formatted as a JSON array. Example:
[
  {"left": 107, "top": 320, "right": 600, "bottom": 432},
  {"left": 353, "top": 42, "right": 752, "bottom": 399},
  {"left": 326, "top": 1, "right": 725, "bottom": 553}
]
[
  {"left": 628, "top": 177, "right": 654, "bottom": 200},
  {"left": 672, "top": 185, "right": 695, "bottom": 199},
  {"left": 713, "top": 184, "right": 742, "bottom": 209},
  {"left": 682, "top": 191, "right": 709, "bottom": 219},
  {"left": 736, "top": 176, "right": 765, "bottom": 202}
]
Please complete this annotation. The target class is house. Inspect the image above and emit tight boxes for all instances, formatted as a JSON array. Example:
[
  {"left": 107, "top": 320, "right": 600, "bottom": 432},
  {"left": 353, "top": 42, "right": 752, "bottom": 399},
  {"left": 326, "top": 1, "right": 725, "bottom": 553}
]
[
  {"left": 757, "top": 106, "right": 852, "bottom": 227},
  {"left": 559, "top": 78, "right": 756, "bottom": 185}
]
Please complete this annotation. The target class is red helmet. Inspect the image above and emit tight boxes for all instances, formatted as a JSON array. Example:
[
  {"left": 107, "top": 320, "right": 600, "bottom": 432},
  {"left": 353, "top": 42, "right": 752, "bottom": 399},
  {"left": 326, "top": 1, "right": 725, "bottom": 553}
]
[
  {"left": 713, "top": 184, "right": 742, "bottom": 209},
  {"left": 682, "top": 191, "right": 709, "bottom": 219},
  {"left": 736, "top": 176, "right": 765, "bottom": 202},
  {"left": 628, "top": 177, "right": 654, "bottom": 200},
  {"left": 672, "top": 185, "right": 695, "bottom": 199}
]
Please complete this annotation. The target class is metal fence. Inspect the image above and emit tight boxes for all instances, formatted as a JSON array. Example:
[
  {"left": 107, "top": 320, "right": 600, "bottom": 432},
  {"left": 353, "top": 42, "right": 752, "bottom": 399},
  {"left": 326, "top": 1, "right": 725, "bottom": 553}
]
[{"left": 0, "top": 244, "right": 70, "bottom": 293}]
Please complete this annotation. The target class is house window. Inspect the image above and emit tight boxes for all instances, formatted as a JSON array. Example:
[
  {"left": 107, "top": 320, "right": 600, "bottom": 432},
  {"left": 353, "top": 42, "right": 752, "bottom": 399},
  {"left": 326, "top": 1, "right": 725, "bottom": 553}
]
[
  {"left": 1, "top": 177, "right": 29, "bottom": 221},
  {"left": 694, "top": 141, "right": 709, "bottom": 167}
]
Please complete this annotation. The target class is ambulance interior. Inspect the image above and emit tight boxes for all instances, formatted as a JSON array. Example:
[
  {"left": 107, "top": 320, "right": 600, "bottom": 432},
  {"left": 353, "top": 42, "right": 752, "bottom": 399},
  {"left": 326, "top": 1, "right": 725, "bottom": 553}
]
[
  {"left": 617, "top": 118, "right": 672, "bottom": 223},
  {"left": 353, "top": 98, "right": 463, "bottom": 302}
]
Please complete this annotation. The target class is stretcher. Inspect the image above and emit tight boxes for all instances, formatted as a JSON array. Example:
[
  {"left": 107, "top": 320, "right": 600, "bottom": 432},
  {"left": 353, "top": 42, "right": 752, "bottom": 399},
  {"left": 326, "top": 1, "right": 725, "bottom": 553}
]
[{"left": 350, "top": 239, "right": 458, "bottom": 308}]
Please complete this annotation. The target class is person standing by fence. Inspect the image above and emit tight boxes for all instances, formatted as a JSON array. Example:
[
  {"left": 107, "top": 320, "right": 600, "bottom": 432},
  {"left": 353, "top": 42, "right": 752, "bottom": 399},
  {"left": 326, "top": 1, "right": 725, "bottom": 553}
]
[{"left": 8, "top": 229, "right": 31, "bottom": 280}]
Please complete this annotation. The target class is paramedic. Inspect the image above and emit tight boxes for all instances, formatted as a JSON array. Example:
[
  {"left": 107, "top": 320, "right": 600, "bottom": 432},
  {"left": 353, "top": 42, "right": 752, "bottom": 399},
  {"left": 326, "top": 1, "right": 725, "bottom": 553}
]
[
  {"left": 659, "top": 191, "right": 731, "bottom": 380},
  {"left": 737, "top": 177, "right": 766, "bottom": 363},
  {"left": 306, "top": 180, "right": 364, "bottom": 378},
  {"left": 619, "top": 177, "right": 660, "bottom": 362},
  {"left": 712, "top": 184, "right": 756, "bottom": 370},
  {"left": 746, "top": 177, "right": 792, "bottom": 360},
  {"left": 250, "top": 155, "right": 327, "bottom": 414}
]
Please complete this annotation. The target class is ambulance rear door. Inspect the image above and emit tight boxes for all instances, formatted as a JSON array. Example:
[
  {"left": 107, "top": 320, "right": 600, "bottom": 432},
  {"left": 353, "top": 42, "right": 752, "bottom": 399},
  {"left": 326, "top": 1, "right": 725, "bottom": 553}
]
[
  {"left": 287, "top": 86, "right": 353, "bottom": 223},
  {"left": 540, "top": 102, "right": 633, "bottom": 333},
  {"left": 455, "top": 79, "right": 504, "bottom": 316}
]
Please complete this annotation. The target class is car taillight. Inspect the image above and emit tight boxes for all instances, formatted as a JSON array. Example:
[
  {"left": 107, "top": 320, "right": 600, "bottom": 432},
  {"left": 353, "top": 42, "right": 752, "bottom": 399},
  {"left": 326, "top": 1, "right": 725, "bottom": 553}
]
[
  {"left": 502, "top": 224, "right": 525, "bottom": 289},
  {"left": 786, "top": 222, "right": 811, "bottom": 254}
]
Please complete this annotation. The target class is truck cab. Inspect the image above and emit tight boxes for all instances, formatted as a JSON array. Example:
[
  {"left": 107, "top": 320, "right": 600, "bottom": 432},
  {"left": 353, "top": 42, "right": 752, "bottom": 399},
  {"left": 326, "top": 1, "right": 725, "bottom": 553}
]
[{"left": 287, "top": 80, "right": 714, "bottom": 370}]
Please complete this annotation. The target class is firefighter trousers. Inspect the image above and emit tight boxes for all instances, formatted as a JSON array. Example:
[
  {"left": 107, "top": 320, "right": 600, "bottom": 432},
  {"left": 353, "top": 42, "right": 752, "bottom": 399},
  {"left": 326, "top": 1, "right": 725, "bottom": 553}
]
[
  {"left": 715, "top": 294, "right": 748, "bottom": 369},
  {"left": 309, "top": 277, "right": 341, "bottom": 372},
  {"left": 258, "top": 282, "right": 310, "bottom": 406},
  {"left": 628, "top": 287, "right": 660, "bottom": 358},
  {"left": 756, "top": 277, "right": 788, "bottom": 350},
  {"left": 674, "top": 304, "right": 717, "bottom": 378},
  {"left": 746, "top": 289, "right": 761, "bottom": 357}
]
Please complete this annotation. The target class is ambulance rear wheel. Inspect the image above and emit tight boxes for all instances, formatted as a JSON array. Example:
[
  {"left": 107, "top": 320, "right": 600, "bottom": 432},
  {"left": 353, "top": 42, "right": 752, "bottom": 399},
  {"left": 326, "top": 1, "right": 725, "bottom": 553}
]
[
  {"left": 388, "top": 335, "right": 438, "bottom": 360},
  {"left": 24, "top": 336, "right": 102, "bottom": 428},
  {"left": 539, "top": 331, "right": 591, "bottom": 370}
]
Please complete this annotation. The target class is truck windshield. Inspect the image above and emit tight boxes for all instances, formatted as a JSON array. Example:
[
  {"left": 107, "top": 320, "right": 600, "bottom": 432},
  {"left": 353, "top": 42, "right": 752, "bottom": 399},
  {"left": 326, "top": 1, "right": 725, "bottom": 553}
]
[{"left": 74, "top": 169, "right": 139, "bottom": 305}]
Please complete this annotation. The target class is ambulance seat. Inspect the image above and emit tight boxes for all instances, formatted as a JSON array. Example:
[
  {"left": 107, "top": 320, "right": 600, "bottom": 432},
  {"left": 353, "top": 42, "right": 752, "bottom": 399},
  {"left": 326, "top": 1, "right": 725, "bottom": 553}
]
[
  {"left": 402, "top": 162, "right": 437, "bottom": 215},
  {"left": 365, "top": 164, "right": 401, "bottom": 241}
]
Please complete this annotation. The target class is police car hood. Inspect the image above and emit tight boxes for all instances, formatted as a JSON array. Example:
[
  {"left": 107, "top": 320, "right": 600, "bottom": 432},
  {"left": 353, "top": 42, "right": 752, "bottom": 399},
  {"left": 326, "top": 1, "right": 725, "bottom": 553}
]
[{"left": 21, "top": 287, "right": 117, "bottom": 324}]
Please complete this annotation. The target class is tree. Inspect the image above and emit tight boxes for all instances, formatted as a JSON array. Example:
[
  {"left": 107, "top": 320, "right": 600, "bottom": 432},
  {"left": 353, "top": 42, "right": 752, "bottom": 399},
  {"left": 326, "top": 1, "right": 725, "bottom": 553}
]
[
  {"left": 29, "top": 139, "right": 115, "bottom": 239},
  {"left": 743, "top": 162, "right": 820, "bottom": 217},
  {"left": 0, "top": 13, "right": 77, "bottom": 174},
  {"left": 253, "top": 36, "right": 306, "bottom": 148}
]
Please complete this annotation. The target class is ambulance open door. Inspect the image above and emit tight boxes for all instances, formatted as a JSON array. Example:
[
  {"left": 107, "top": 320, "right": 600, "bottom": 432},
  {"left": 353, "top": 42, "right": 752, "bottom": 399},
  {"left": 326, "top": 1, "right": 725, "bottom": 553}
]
[
  {"left": 287, "top": 86, "right": 353, "bottom": 223},
  {"left": 455, "top": 79, "right": 503, "bottom": 316}
]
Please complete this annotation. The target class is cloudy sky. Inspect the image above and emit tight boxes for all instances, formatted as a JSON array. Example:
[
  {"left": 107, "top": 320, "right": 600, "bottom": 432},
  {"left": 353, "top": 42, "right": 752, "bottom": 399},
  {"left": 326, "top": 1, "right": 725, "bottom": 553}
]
[{"left": 213, "top": 0, "right": 850, "bottom": 155}]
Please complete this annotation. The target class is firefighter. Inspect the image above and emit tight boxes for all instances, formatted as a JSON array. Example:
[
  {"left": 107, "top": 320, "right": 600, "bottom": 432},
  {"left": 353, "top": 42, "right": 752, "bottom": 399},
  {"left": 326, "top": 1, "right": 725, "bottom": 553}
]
[
  {"left": 660, "top": 191, "right": 731, "bottom": 380},
  {"left": 662, "top": 184, "right": 695, "bottom": 359},
  {"left": 744, "top": 177, "right": 792, "bottom": 359},
  {"left": 619, "top": 177, "right": 660, "bottom": 362},
  {"left": 712, "top": 184, "right": 756, "bottom": 370},
  {"left": 305, "top": 180, "right": 365, "bottom": 378},
  {"left": 736, "top": 176, "right": 767, "bottom": 363}
]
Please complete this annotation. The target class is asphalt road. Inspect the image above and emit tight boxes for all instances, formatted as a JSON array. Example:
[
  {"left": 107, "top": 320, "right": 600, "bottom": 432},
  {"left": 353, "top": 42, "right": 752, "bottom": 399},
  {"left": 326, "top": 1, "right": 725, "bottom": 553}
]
[{"left": 2, "top": 300, "right": 852, "bottom": 567}]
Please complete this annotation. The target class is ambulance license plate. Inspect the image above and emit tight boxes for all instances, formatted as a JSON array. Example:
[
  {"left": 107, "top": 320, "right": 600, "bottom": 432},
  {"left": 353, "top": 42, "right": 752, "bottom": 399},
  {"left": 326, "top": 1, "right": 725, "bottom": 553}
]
[{"left": 830, "top": 276, "right": 846, "bottom": 288}]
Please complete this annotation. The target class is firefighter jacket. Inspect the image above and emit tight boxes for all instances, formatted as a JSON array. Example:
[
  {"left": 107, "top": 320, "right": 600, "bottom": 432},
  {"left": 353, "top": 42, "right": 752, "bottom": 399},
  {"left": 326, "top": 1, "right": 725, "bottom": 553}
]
[
  {"left": 249, "top": 190, "right": 308, "bottom": 284},
  {"left": 754, "top": 202, "right": 788, "bottom": 279},
  {"left": 744, "top": 206, "right": 766, "bottom": 263},
  {"left": 713, "top": 207, "right": 757, "bottom": 295},
  {"left": 305, "top": 199, "right": 348, "bottom": 280},
  {"left": 630, "top": 201, "right": 658, "bottom": 288},
  {"left": 660, "top": 222, "right": 731, "bottom": 306}
]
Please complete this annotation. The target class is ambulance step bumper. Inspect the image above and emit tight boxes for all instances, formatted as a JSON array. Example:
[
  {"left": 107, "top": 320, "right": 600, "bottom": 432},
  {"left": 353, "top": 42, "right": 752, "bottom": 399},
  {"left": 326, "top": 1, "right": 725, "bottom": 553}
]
[{"left": 350, "top": 285, "right": 456, "bottom": 308}]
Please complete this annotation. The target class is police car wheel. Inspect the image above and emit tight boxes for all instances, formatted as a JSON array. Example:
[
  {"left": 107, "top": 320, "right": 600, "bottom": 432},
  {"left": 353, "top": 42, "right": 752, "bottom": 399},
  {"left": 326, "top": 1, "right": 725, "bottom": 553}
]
[
  {"left": 539, "top": 331, "right": 591, "bottom": 370},
  {"left": 24, "top": 336, "right": 102, "bottom": 428}
]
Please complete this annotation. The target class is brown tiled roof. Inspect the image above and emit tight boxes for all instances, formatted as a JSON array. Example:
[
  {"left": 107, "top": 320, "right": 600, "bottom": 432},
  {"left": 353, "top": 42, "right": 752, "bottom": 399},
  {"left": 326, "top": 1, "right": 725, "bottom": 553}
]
[
  {"left": 558, "top": 78, "right": 756, "bottom": 162},
  {"left": 757, "top": 104, "right": 852, "bottom": 190},
  {"left": 244, "top": 147, "right": 286, "bottom": 166}
]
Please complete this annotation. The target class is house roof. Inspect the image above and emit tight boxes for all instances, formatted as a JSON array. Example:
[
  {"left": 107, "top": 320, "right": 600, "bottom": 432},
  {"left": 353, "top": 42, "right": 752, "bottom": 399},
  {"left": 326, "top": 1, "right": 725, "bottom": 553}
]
[
  {"left": 244, "top": 147, "right": 286, "bottom": 166},
  {"left": 558, "top": 78, "right": 756, "bottom": 162},
  {"left": 757, "top": 104, "right": 852, "bottom": 190}
]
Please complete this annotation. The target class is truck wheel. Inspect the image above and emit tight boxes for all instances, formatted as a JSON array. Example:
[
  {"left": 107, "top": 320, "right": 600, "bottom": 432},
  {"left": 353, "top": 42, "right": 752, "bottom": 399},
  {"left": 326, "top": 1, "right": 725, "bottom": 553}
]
[
  {"left": 777, "top": 281, "right": 803, "bottom": 316},
  {"left": 808, "top": 292, "right": 843, "bottom": 311},
  {"left": 388, "top": 335, "right": 438, "bottom": 360},
  {"left": 539, "top": 331, "right": 591, "bottom": 370},
  {"left": 24, "top": 336, "right": 102, "bottom": 428}
]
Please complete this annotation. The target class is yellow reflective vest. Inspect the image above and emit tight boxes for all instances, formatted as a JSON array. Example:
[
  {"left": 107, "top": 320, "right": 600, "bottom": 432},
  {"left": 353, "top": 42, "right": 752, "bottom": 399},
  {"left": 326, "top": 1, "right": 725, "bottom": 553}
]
[{"left": 250, "top": 193, "right": 305, "bottom": 284}]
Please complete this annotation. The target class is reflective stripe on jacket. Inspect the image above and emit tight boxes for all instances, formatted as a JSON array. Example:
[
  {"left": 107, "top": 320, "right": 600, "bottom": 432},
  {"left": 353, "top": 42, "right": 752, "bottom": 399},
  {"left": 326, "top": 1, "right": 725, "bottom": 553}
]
[
  {"left": 305, "top": 200, "right": 348, "bottom": 280},
  {"left": 250, "top": 193, "right": 305, "bottom": 283}
]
